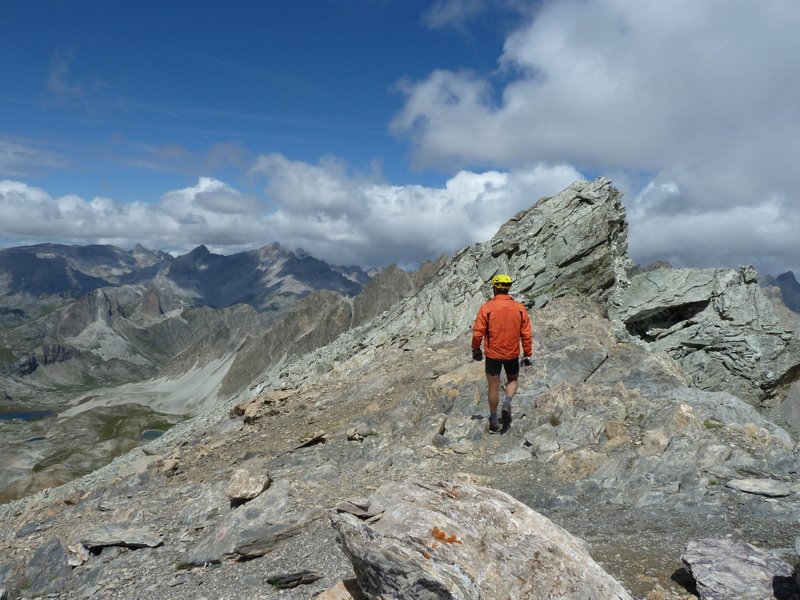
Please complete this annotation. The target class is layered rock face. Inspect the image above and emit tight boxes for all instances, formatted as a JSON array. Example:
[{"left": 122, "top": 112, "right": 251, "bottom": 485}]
[{"left": 610, "top": 266, "right": 800, "bottom": 410}]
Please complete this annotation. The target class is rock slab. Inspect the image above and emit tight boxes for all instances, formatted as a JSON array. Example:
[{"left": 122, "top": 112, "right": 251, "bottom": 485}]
[
  {"left": 682, "top": 538, "right": 799, "bottom": 600},
  {"left": 330, "top": 478, "right": 633, "bottom": 600}
]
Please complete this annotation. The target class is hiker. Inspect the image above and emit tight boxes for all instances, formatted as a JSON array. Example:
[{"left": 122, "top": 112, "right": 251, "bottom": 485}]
[{"left": 471, "top": 274, "right": 532, "bottom": 433}]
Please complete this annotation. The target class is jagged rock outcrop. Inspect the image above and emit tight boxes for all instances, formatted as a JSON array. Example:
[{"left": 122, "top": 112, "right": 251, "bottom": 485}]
[
  {"left": 610, "top": 266, "right": 800, "bottom": 409},
  {"left": 10, "top": 344, "right": 78, "bottom": 376},
  {"left": 57, "top": 289, "right": 124, "bottom": 339},
  {"left": 351, "top": 258, "right": 446, "bottom": 327},
  {"left": 330, "top": 479, "right": 634, "bottom": 600},
  {"left": 136, "top": 284, "right": 164, "bottom": 318}
]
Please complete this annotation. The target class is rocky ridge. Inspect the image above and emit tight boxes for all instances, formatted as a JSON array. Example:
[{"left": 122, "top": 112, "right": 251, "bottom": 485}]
[{"left": 0, "top": 178, "right": 798, "bottom": 599}]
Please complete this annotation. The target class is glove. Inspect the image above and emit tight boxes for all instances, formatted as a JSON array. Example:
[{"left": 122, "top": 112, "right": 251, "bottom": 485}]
[
  {"left": 472, "top": 348, "right": 483, "bottom": 361},
  {"left": 521, "top": 356, "right": 532, "bottom": 367}
]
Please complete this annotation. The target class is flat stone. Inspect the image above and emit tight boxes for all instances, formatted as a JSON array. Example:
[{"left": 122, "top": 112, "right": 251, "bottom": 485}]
[
  {"left": 725, "top": 478, "right": 794, "bottom": 497},
  {"left": 234, "top": 514, "right": 321, "bottom": 559},
  {"left": 79, "top": 524, "right": 163, "bottom": 549},
  {"left": 682, "top": 538, "right": 798, "bottom": 600},
  {"left": 22, "top": 538, "right": 72, "bottom": 597},
  {"left": 492, "top": 447, "right": 532, "bottom": 464},
  {"left": 265, "top": 570, "right": 322, "bottom": 589}
]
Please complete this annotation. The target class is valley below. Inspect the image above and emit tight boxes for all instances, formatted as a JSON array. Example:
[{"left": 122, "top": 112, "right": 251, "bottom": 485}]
[{"left": 0, "top": 402, "right": 182, "bottom": 504}]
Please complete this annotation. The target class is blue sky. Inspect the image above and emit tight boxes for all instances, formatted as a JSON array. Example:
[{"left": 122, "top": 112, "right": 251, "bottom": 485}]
[
  {"left": 3, "top": 1, "right": 502, "bottom": 198},
  {"left": 2, "top": 1, "right": 800, "bottom": 274}
]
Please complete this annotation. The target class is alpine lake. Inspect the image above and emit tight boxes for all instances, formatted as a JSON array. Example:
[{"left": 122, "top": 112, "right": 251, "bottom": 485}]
[{"left": 0, "top": 400, "right": 183, "bottom": 503}]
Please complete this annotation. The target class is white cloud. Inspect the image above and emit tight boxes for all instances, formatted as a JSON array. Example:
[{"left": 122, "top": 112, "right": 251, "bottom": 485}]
[
  {"left": 0, "top": 157, "right": 581, "bottom": 268},
  {"left": 392, "top": 0, "right": 800, "bottom": 275},
  {"left": 628, "top": 187, "right": 800, "bottom": 276},
  {"left": 250, "top": 154, "right": 581, "bottom": 266}
]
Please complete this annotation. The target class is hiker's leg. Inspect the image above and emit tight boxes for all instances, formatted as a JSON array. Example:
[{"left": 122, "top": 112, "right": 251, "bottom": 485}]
[
  {"left": 503, "top": 359, "right": 520, "bottom": 405},
  {"left": 487, "top": 373, "right": 501, "bottom": 415},
  {"left": 485, "top": 358, "right": 503, "bottom": 417},
  {"left": 505, "top": 372, "right": 519, "bottom": 399}
]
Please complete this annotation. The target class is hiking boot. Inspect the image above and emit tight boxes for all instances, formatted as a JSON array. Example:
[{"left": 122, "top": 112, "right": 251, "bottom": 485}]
[
  {"left": 488, "top": 417, "right": 500, "bottom": 434},
  {"left": 500, "top": 408, "right": 512, "bottom": 432}
]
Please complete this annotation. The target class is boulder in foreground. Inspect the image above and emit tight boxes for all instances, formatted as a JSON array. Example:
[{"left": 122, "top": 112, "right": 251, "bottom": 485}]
[{"left": 330, "top": 478, "right": 633, "bottom": 600}]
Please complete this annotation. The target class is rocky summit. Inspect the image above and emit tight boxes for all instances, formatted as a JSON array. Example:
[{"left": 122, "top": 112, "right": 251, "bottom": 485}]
[{"left": 1, "top": 178, "right": 799, "bottom": 600}]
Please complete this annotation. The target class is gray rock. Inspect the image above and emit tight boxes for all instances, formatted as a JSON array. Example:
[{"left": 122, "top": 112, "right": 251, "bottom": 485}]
[
  {"left": 225, "top": 468, "right": 270, "bottom": 503},
  {"left": 330, "top": 479, "right": 633, "bottom": 599},
  {"left": 611, "top": 266, "right": 800, "bottom": 407},
  {"left": 682, "top": 538, "right": 799, "bottom": 599},
  {"left": 266, "top": 570, "right": 323, "bottom": 589},
  {"left": 725, "top": 478, "right": 795, "bottom": 497},
  {"left": 523, "top": 425, "right": 561, "bottom": 459},
  {"left": 234, "top": 514, "right": 321, "bottom": 559},
  {"left": 492, "top": 447, "right": 532, "bottom": 464},
  {"left": 777, "top": 380, "right": 800, "bottom": 439},
  {"left": 21, "top": 537, "right": 73, "bottom": 597},
  {"left": 177, "top": 482, "right": 229, "bottom": 525},
  {"left": 0, "top": 562, "right": 12, "bottom": 600},
  {"left": 182, "top": 479, "right": 307, "bottom": 565},
  {"left": 79, "top": 523, "right": 163, "bottom": 549}
]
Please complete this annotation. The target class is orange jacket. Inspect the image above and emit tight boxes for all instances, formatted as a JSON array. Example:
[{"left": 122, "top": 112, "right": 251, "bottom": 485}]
[{"left": 471, "top": 294, "right": 532, "bottom": 360}]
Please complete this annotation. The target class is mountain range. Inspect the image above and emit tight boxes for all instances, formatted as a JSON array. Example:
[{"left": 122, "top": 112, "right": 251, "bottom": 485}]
[
  {"left": 0, "top": 240, "right": 443, "bottom": 503},
  {"left": 0, "top": 241, "right": 370, "bottom": 389}
]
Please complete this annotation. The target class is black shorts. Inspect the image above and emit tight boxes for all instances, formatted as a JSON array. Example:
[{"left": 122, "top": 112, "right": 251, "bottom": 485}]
[{"left": 485, "top": 357, "right": 519, "bottom": 377}]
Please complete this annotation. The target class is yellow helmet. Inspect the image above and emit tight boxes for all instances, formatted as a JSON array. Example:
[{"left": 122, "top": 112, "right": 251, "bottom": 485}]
[{"left": 491, "top": 273, "right": 513, "bottom": 289}]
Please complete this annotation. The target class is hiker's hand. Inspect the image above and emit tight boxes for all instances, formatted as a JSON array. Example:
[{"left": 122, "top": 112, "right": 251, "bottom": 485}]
[
  {"left": 472, "top": 348, "right": 483, "bottom": 361},
  {"left": 521, "top": 356, "right": 532, "bottom": 367}
]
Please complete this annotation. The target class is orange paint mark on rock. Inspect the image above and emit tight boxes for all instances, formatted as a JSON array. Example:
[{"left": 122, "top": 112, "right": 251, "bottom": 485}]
[{"left": 431, "top": 527, "right": 463, "bottom": 544}]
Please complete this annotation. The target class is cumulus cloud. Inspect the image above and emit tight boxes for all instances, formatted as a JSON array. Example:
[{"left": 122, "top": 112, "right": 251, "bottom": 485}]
[
  {"left": 393, "top": 0, "right": 800, "bottom": 275},
  {"left": 250, "top": 153, "right": 580, "bottom": 266},
  {"left": 0, "top": 178, "right": 266, "bottom": 254},
  {"left": 0, "top": 157, "right": 580, "bottom": 267}
]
